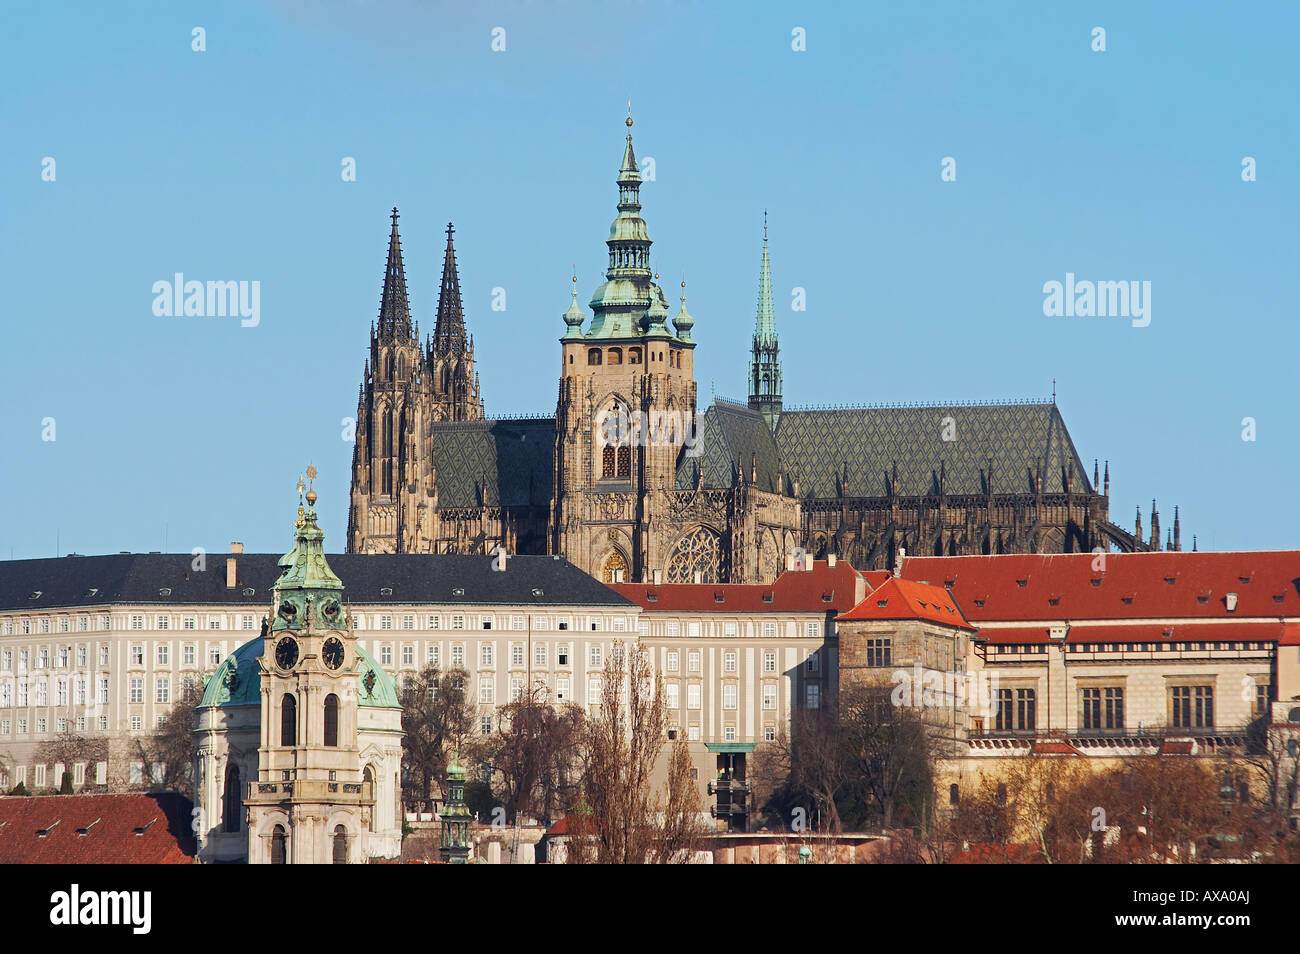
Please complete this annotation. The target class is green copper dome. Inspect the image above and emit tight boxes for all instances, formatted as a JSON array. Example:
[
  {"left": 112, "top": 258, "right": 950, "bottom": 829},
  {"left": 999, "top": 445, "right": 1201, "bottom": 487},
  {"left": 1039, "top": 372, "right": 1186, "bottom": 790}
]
[{"left": 198, "top": 638, "right": 400, "bottom": 710}]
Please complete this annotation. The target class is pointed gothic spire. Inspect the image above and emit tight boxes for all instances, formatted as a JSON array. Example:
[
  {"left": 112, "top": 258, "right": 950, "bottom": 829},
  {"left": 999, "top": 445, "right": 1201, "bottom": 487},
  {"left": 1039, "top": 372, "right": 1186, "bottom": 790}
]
[
  {"left": 378, "top": 207, "right": 413, "bottom": 340},
  {"left": 434, "top": 222, "right": 467, "bottom": 351},
  {"left": 754, "top": 211, "right": 776, "bottom": 346},
  {"left": 1173, "top": 505, "right": 1181, "bottom": 552},
  {"left": 748, "top": 212, "right": 782, "bottom": 431}
]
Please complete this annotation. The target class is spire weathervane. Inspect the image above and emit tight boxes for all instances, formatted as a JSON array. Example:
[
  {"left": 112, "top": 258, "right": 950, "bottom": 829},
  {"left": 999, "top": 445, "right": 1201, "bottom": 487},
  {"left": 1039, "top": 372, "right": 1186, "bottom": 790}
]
[{"left": 626, "top": 97, "right": 633, "bottom": 127}]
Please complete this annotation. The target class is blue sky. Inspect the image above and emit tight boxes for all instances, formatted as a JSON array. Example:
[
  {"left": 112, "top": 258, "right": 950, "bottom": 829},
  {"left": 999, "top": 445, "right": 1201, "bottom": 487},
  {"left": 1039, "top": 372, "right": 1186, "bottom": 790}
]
[{"left": 1, "top": 1, "right": 1296, "bottom": 558}]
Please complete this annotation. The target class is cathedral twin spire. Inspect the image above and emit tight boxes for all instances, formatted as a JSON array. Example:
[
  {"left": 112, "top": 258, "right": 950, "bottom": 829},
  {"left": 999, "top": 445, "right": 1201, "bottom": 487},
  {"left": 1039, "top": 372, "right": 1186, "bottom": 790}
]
[
  {"left": 378, "top": 208, "right": 413, "bottom": 341},
  {"left": 748, "top": 213, "right": 782, "bottom": 430}
]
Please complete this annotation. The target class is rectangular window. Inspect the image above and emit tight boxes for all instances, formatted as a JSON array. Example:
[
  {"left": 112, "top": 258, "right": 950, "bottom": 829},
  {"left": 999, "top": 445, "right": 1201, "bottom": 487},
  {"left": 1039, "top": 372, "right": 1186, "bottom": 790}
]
[
  {"left": 763, "top": 684, "right": 777, "bottom": 710},
  {"left": 17, "top": 719, "right": 27, "bottom": 734},
  {"left": 478, "top": 676, "right": 494, "bottom": 705},
  {"left": 556, "top": 676, "right": 569, "bottom": 702},
  {"left": 666, "top": 683, "right": 680, "bottom": 709},
  {"left": 1171, "top": 686, "right": 1213, "bottom": 729},
  {"left": 723, "top": 621, "right": 737, "bottom": 638},
  {"left": 401, "top": 615, "right": 414, "bottom": 630},
  {"left": 763, "top": 651, "right": 776, "bottom": 673},
  {"left": 451, "top": 645, "right": 465, "bottom": 666},
  {"left": 428, "top": 615, "right": 441, "bottom": 630},
  {"left": 58, "top": 647, "right": 69, "bottom": 667},
  {"left": 512, "top": 616, "right": 524, "bottom": 631},
  {"left": 59, "top": 619, "right": 69, "bottom": 633},
  {"left": 805, "top": 652, "right": 820, "bottom": 674},
  {"left": 156, "top": 677, "right": 170, "bottom": 704},
  {"left": 39, "top": 649, "right": 49, "bottom": 669},
  {"left": 427, "top": 644, "right": 440, "bottom": 666},
  {"left": 157, "top": 616, "right": 170, "bottom": 630},
  {"left": 687, "top": 621, "right": 700, "bottom": 638},
  {"left": 0, "top": 685, "right": 9, "bottom": 707},
  {"left": 19, "top": 649, "right": 28, "bottom": 672},
  {"left": 866, "top": 637, "right": 891, "bottom": 668},
  {"left": 1080, "top": 687, "right": 1124, "bottom": 731},
  {"left": 480, "top": 644, "right": 494, "bottom": 667},
  {"left": 208, "top": 617, "right": 221, "bottom": 630},
  {"left": 666, "top": 621, "right": 679, "bottom": 637},
  {"left": 98, "top": 677, "right": 109, "bottom": 704},
  {"left": 129, "top": 677, "right": 144, "bottom": 704},
  {"left": 481, "top": 715, "right": 492, "bottom": 736},
  {"left": 35, "top": 764, "right": 47, "bottom": 788},
  {"left": 764, "top": 725, "right": 776, "bottom": 742},
  {"left": 534, "top": 643, "right": 547, "bottom": 668},
  {"left": 130, "top": 615, "right": 144, "bottom": 630},
  {"left": 98, "top": 716, "right": 107, "bottom": 732},
  {"left": 688, "top": 725, "right": 700, "bottom": 741},
  {"left": 666, "top": 650, "right": 679, "bottom": 672},
  {"left": 1, "top": 650, "right": 9, "bottom": 670},
  {"left": 806, "top": 621, "right": 820, "bottom": 639},
  {"left": 995, "top": 689, "right": 1037, "bottom": 732},
  {"left": 131, "top": 715, "right": 142, "bottom": 732},
  {"left": 75, "top": 716, "right": 85, "bottom": 733},
  {"left": 806, "top": 684, "right": 820, "bottom": 709},
  {"left": 688, "top": 651, "right": 701, "bottom": 673},
  {"left": 78, "top": 617, "right": 88, "bottom": 633},
  {"left": 724, "top": 725, "right": 737, "bottom": 742},
  {"left": 40, "top": 619, "right": 50, "bottom": 634},
  {"left": 37, "top": 717, "right": 47, "bottom": 733},
  {"left": 57, "top": 679, "right": 68, "bottom": 705},
  {"left": 183, "top": 644, "right": 195, "bottom": 666},
  {"left": 380, "top": 615, "right": 393, "bottom": 630},
  {"left": 687, "top": 684, "right": 701, "bottom": 710},
  {"left": 511, "top": 645, "right": 525, "bottom": 667},
  {"left": 18, "top": 682, "right": 28, "bottom": 707},
  {"left": 131, "top": 645, "right": 143, "bottom": 666},
  {"left": 74, "top": 762, "right": 85, "bottom": 786},
  {"left": 208, "top": 647, "right": 222, "bottom": 666},
  {"left": 35, "top": 682, "right": 47, "bottom": 706},
  {"left": 481, "top": 616, "right": 493, "bottom": 631},
  {"left": 762, "top": 621, "right": 776, "bottom": 638},
  {"left": 510, "top": 677, "right": 525, "bottom": 702},
  {"left": 724, "top": 651, "right": 737, "bottom": 673},
  {"left": 380, "top": 646, "right": 393, "bottom": 666},
  {"left": 723, "top": 684, "right": 738, "bottom": 709},
  {"left": 402, "top": 645, "right": 414, "bottom": 666},
  {"left": 76, "top": 677, "right": 86, "bottom": 705},
  {"left": 589, "top": 645, "right": 602, "bottom": 668},
  {"left": 587, "top": 678, "right": 602, "bottom": 706},
  {"left": 613, "top": 617, "right": 626, "bottom": 632},
  {"left": 589, "top": 617, "right": 603, "bottom": 632},
  {"left": 57, "top": 717, "right": 67, "bottom": 733},
  {"left": 157, "top": 644, "right": 170, "bottom": 666},
  {"left": 558, "top": 617, "right": 570, "bottom": 631},
  {"left": 452, "top": 615, "right": 465, "bottom": 631},
  {"left": 557, "top": 646, "right": 570, "bottom": 666},
  {"left": 183, "top": 617, "right": 197, "bottom": 630}
]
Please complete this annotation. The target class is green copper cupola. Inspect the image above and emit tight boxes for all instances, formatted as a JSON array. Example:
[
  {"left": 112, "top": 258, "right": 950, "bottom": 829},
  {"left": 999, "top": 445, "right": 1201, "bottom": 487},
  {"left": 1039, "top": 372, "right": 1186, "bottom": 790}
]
[{"left": 272, "top": 467, "right": 347, "bottom": 634}]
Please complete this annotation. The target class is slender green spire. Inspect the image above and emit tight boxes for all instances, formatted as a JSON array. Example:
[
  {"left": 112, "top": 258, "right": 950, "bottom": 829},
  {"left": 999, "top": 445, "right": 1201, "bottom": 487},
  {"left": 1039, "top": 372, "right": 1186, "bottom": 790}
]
[
  {"left": 754, "top": 212, "right": 776, "bottom": 345},
  {"left": 273, "top": 468, "right": 344, "bottom": 619}
]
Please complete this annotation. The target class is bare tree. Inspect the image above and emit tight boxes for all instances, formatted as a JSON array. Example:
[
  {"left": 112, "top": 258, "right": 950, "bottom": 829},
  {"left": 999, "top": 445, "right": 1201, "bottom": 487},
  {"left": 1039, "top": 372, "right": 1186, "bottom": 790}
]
[
  {"left": 486, "top": 687, "right": 585, "bottom": 824},
  {"left": 838, "top": 681, "right": 935, "bottom": 831},
  {"left": 656, "top": 732, "right": 708, "bottom": 863},
  {"left": 400, "top": 665, "right": 475, "bottom": 812},
  {"left": 36, "top": 733, "right": 110, "bottom": 792},
  {"left": 130, "top": 678, "right": 204, "bottom": 793}
]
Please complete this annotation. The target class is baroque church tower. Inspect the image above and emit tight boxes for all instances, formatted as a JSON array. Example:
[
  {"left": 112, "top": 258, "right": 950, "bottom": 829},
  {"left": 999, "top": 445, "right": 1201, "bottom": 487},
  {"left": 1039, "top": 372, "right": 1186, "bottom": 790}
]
[
  {"left": 347, "top": 211, "right": 483, "bottom": 553},
  {"left": 747, "top": 216, "right": 782, "bottom": 430},
  {"left": 550, "top": 114, "right": 701, "bottom": 583}
]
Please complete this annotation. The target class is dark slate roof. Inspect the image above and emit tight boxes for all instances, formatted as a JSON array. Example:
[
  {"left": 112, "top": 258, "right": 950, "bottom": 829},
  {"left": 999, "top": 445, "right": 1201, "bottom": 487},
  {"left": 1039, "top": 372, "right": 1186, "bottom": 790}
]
[
  {"left": 677, "top": 400, "right": 784, "bottom": 493},
  {"left": 0, "top": 553, "right": 633, "bottom": 611},
  {"left": 774, "top": 402, "right": 1092, "bottom": 499},
  {"left": 430, "top": 418, "right": 555, "bottom": 509}
]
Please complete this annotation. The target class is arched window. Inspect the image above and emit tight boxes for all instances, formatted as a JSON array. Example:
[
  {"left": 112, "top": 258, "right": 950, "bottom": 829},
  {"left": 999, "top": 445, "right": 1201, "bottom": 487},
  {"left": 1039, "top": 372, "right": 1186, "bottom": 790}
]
[
  {"left": 222, "top": 764, "right": 241, "bottom": 833},
  {"left": 587, "top": 349, "right": 602, "bottom": 366},
  {"left": 333, "top": 825, "right": 348, "bottom": 864},
  {"left": 324, "top": 694, "right": 339, "bottom": 747},
  {"left": 628, "top": 347, "right": 642, "bottom": 365},
  {"left": 280, "top": 693, "right": 296, "bottom": 746},
  {"left": 616, "top": 445, "right": 631, "bottom": 478},
  {"left": 601, "top": 446, "right": 616, "bottom": 479},
  {"left": 607, "top": 348, "right": 622, "bottom": 365},
  {"left": 666, "top": 526, "right": 725, "bottom": 584},
  {"left": 363, "top": 767, "right": 376, "bottom": 832},
  {"left": 385, "top": 352, "right": 394, "bottom": 379},
  {"left": 271, "top": 825, "right": 287, "bottom": 865},
  {"left": 397, "top": 353, "right": 406, "bottom": 380}
]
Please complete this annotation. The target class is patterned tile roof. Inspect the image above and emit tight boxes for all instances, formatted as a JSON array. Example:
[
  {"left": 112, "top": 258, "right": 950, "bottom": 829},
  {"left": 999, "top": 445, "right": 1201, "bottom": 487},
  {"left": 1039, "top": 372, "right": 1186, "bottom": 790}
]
[
  {"left": 774, "top": 401, "right": 1091, "bottom": 498},
  {"left": 429, "top": 418, "right": 555, "bottom": 509},
  {"left": 0, "top": 793, "right": 196, "bottom": 864},
  {"left": 677, "top": 400, "right": 783, "bottom": 492}
]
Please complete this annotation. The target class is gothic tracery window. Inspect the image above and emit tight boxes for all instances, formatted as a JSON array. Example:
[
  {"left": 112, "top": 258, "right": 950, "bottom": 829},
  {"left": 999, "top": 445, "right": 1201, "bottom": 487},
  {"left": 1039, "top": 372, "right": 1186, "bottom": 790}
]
[
  {"left": 602, "top": 446, "right": 616, "bottom": 478},
  {"left": 602, "top": 550, "right": 628, "bottom": 584},
  {"left": 666, "top": 526, "right": 724, "bottom": 584}
]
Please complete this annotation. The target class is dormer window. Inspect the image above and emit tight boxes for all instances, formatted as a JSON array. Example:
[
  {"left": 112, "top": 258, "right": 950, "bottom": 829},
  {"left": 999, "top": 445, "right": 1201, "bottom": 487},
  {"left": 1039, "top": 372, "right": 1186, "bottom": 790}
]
[{"left": 380, "top": 587, "right": 393, "bottom": 596}]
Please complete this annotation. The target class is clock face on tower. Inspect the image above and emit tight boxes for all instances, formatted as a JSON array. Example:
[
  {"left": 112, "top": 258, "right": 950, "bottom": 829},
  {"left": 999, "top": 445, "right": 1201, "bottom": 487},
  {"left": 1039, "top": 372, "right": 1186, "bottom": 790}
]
[
  {"left": 274, "top": 637, "right": 299, "bottom": 670},
  {"left": 322, "top": 637, "right": 345, "bottom": 670}
]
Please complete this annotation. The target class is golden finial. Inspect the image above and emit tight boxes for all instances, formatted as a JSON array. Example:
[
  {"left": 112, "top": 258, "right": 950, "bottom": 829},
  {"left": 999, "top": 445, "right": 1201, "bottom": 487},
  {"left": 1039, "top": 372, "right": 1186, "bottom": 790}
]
[
  {"left": 305, "top": 464, "right": 318, "bottom": 507},
  {"left": 626, "top": 97, "right": 633, "bottom": 128}
]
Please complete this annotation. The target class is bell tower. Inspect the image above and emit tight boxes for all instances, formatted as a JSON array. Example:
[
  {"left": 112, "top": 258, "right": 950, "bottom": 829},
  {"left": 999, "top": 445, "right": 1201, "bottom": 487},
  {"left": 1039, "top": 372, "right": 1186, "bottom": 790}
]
[
  {"left": 244, "top": 468, "right": 375, "bottom": 864},
  {"left": 551, "top": 112, "right": 699, "bottom": 582}
]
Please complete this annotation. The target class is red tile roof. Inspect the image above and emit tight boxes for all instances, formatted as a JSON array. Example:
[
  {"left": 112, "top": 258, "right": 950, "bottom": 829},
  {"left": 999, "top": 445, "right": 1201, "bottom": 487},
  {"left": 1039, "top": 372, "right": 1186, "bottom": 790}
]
[
  {"left": 0, "top": 793, "right": 196, "bottom": 864},
  {"left": 836, "top": 577, "right": 975, "bottom": 630},
  {"left": 901, "top": 551, "right": 1300, "bottom": 622},
  {"left": 975, "top": 620, "right": 1284, "bottom": 646},
  {"left": 609, "top": 559, "right": 866, "bottom": 614}
]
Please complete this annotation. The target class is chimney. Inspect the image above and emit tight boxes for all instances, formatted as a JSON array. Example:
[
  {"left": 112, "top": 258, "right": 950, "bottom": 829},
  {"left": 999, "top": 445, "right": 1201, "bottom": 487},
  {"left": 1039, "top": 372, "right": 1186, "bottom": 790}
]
[
  {"left": 652, "top": 569, "right": 663, "bottom": 586},
  {"left": 827, "top": 554, "right": 837, "bottom": 568},
  {"left": 785, "top": 552, "right": 795, "bottom": 572},
  {"left": 227, "top": 542, "right": 243, "bottom": 589}
]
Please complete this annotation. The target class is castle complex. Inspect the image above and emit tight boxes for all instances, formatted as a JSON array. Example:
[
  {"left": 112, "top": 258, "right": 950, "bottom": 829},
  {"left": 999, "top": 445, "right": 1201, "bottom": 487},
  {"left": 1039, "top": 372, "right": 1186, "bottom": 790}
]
[{"left": 347, "top": 117, "right": 1175, "bottom": 584}]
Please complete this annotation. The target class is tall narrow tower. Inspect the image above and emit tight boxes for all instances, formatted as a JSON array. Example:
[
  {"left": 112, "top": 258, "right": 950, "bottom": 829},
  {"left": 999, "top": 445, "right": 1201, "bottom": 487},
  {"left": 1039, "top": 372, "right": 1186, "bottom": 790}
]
[
  {"left": 551, "top": 113, "right": 699, "bottom": 583},
  {"left": 348, "top": 208, "right": 434, "bottom": 553},
  {"left": 748, "top": 215, "right": 782, "bottom": 430},
  {"left": 244, "top": 470, "right": 376, "bottom": 864},
  {"left": 428, "top": 222, "right": 484, "bottom": 421}
]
